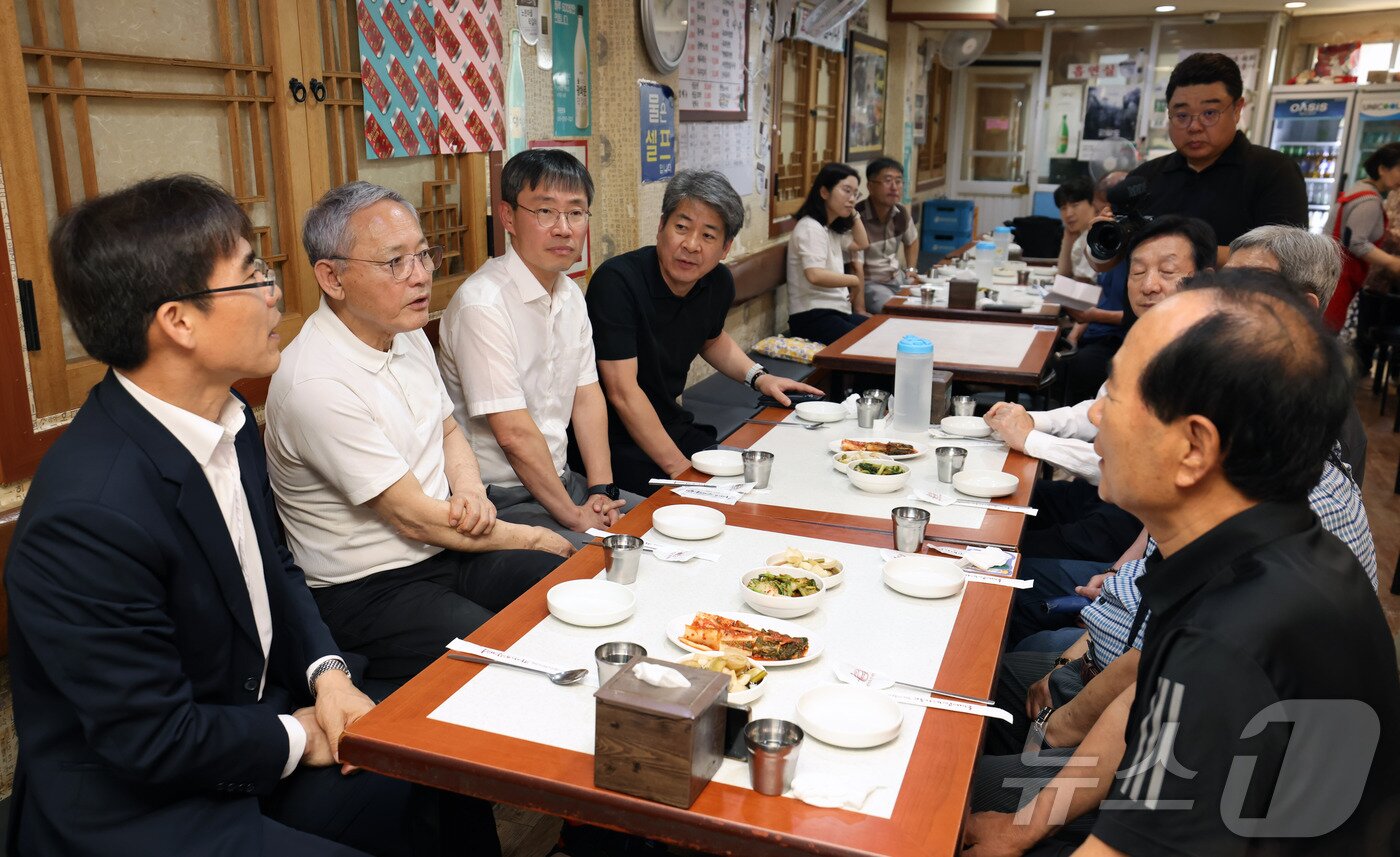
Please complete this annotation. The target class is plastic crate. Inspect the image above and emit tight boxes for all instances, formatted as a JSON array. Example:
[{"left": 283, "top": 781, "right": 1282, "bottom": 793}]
[
  {"left": 921, "top": 234, "right": 966, "bottom": 260},
  {"left": 921, "top": 199, "right": 975, "bottom": 234}
]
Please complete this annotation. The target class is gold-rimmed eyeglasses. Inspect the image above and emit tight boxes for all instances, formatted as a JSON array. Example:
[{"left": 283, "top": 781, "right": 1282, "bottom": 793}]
[
  {"left": 329, "top": 245, "right": 445, "bottom": 281},
  {"left": 514, "top": 204, "right": 591, "bottom": 229}
]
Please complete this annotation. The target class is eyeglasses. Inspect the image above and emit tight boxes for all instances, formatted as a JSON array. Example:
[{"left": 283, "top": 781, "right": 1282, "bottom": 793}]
[
  {"left": 514, "top": 204, "right": 591, "bottom": 229},
  {"left": 1168, "top": 108, "right": 1230, "bottom": 129},
  {"left": 148, "top": 259, "right": 278, "bottom": 310},
  {"left": 329, "top": 245, "right": 444, "bottom": 281},
  {"left": 833, "top": 184, "right": 861, "bottom": 198},
  {"left": 875, "top": 176, "right": 905, "bottom": 187}
]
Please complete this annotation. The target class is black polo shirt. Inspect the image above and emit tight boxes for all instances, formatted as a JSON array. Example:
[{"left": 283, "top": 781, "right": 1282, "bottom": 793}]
[
  {"left": 1094, "top": 502, "right": 1400, "bottom": 856},
  {"left": 1129, "top": 131, "right": 1308, "bottom": 246},
  {"left": 586, "top": 246, "right": 733, "bottom": 445}
]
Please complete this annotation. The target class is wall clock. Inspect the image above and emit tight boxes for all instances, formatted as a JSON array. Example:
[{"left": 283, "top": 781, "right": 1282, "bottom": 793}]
[{"left": 641, "top": 0, "right": 690, "bottom": 75}]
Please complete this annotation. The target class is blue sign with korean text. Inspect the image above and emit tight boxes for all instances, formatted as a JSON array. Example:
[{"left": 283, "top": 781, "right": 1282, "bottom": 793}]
[
  {"left": 639, "top": 81, "right": 676, "bottom": 183},
  {"left": 1273, "top": 96, "right": 1349, "bottom": 120}
]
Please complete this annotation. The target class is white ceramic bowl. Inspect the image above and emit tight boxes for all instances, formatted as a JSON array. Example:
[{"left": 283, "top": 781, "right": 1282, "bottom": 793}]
[
  {"left": 795, "top": 685, "right": 903, "bottom": 748},
  {"left": 545, "top": 579, "right": 636, "bottom": 627},
  {"left": 674, "top": 652, "right": 768, "bottom": 706},
  {"left": 830, "top": 450, "right": 894, "bottom": 474},
  {"left": 953, "top": 469, "right": 1020, "bottom": 498},
  {"left": 881, "top": 555, "right": 966, "bottom": 599},
  {"left": 691, "top": 449, "right": 744, "bottom": 477},
  {"left": 795, "top": 401, "right": 847, "bottom": 423},
  {"left": 940, "top": 416, "right": 993, "bottom": 438},
  {"left": 740, "top": 566, "right": 827, "bottom": 619},
  {"left": 846, "top": 461, "right": 912, "bottom": 494},
  {"left": 765, "top": 550, "right": 844, "bottom": 589},
  {"left": 651, "top": 504, "right": 727, "bottom": 540}
]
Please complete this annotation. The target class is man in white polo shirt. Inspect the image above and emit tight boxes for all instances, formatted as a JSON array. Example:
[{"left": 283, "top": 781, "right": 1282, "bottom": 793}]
[
  {"left": 265, "top": 181, "right": 571, "bottom": 689},
  {"left": 438, "top": 149, "right": 640, "bottom": 548}
]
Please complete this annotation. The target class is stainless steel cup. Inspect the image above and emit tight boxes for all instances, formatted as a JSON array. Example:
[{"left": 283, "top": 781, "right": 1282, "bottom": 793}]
[
  {"left": 952, "top": 395, "right": 977, "bottom": 417},
  {"left": 594, "top": 642, "right": 647, "bottom": 686},
  {"left": 861, "top": 389, "right": 891, "bottom": 419},
  {"left": 935, "top": 446, "right": 968, "bottom": 482},
  {"left": 919, "top": 284, "right": 937, "bottom": 306},
  {"left": 856, "top": 395, "right": 883, "bottom": 429},
  {"left": 602, "top": 534, "right": 643, "bottom": 584},
  {"left": 1017, "top": 269, "right": 1031, "bottom": 285},
  {"left": 891, "top": 506, "right": 930, "bottom": 553},
  {"left": 745, "top": 719, "right": 804, "bottom": 795},
  {"left": 742, "top": 450, "right": 775, "bottom": 489}
]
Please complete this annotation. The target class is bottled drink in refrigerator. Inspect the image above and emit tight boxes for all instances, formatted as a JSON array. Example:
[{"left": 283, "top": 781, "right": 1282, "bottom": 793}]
[{"left": 892, "top": 335, "right": 934, "bottom": 432}]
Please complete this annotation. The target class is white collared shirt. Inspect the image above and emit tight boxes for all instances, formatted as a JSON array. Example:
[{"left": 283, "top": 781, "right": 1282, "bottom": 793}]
[
  {"left": 437, "top": 247, "right": 598, "bottom": 488},
  {"left": 114, "top": 372, "right": 305, "bottom": 778},
  {"left": 787, "top": 216, "right": 856, "bottom": 315},
  {"left": 1023, "top": 385, "right": 1105, "bottom": 483},
  {"left": 265, "top": 297, "right": 454, "bottom": 586}
]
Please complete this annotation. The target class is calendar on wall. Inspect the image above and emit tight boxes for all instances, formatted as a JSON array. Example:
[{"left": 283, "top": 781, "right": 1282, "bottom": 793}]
[{"left": 678, "top": 0, "right": 749, "bottom": 121}]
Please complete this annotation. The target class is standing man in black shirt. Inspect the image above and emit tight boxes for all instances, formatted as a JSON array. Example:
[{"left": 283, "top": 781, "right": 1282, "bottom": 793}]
[
  {"left": 586, "top": 170, "right": 822, "bottom": 495},
  {"left": 1123, "top": 52, "right": 1307, "bottom": 266}
]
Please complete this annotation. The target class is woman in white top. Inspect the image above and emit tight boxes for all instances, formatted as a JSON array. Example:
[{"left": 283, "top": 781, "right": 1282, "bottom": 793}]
[{"left": 785, "top": 162, "right": 871, "bottom": 344}]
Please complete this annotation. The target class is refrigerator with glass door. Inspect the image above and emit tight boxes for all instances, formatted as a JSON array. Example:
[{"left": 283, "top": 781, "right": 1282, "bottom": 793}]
[
  {"left": 1265, "top": 85, "right": 1355, "bottom": 233},
  {"left": 1345, "top": 87, "right": 1400, "bottom": 191}
]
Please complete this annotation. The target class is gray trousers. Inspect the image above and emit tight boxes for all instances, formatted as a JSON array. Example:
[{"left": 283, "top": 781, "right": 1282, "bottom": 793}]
[
  {"left": 487, "top": 469, "right": 643, "bottom": 549},
  {"left": 864, "top": 281, "right": 902, "bottom": 314}
]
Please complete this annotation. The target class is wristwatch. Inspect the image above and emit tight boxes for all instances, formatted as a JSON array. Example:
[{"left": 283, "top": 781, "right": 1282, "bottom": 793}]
[
  {"left": 1024, "top": 705, "right": 1055, "bottom": 753},
  {"left": 745, "top": 363, "right": 769, "bottom": 390},
  {"left": 1053, "top": 656, "right": 1072, "bottom": 668},
  {"left": 587, "top": 483, "right": 621, "bottom": 501},
  {"left": 308, "top": 656, "right": 350, "bottom": 697}
]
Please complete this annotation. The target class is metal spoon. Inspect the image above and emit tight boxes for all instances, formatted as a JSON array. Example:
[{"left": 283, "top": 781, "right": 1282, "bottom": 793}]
[
  {"left": 447, "top": 653, "right": 588, "bottom": 686},
  {"left": 743, "top": 418, "right": 823, "bottom": 430}
]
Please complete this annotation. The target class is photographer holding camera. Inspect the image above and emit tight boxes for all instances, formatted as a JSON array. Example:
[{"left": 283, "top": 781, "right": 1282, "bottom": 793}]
[{"left": 1090, "top": 52, "right": 1306, "bottom": 269}]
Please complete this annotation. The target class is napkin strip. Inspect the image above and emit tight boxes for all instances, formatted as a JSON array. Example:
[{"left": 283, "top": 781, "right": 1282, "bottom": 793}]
[
  {"left": 885, "top": 688, "right": 1014, "bottom": 723},
  {"left": 446, "top": 639, "right": 575, "bottom": 676}
]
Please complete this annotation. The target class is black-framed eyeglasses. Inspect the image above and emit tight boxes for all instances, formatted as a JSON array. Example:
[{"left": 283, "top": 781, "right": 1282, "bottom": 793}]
[
  {"left": 514, "top": 204, "right": 591, "bottom": 229},
  {"left": 148, "top": 259, "right": 278, "bottom": 310},
  {"left": 329, "top": 245, "right": 445, "bottom": 281},
  {"left": 1168, "top": 108, "right": 1230, "bottom": 129}
]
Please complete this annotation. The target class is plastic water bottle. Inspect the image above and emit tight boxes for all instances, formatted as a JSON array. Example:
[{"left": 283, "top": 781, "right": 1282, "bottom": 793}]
[
  {"left": 993, "top": 225, "right": 1014, "bottom": 265},
  {"left": 974, "top": 240, "right": 997, "bottom": 289},
  {"left": 892, "top": 334, "right": 934, "bottom": 432}
]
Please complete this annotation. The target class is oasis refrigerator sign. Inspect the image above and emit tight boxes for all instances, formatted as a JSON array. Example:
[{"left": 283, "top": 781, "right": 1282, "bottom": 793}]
[{"left": 1273, "top": 97, "right": 1349, "bottom": 119}]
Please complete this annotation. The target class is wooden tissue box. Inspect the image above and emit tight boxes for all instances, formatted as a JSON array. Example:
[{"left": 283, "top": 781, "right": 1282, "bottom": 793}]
[
  {"left": 594, "top": 657, "right": 728, "bottom": 808},
  {"left": 948, "top": 275, "right": 979, "bottom": 309}
]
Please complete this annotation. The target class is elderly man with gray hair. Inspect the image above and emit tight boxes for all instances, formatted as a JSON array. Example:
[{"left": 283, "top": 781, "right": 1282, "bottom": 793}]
[
  {"left": 1223, "top": 223, "right": 1366, "bottom": 484},
  {"left": 587, "top": 169, "right": 823, "bottom": 495},
  {"left": 265, "top": 181, "right": 569, "bottom": 691}
]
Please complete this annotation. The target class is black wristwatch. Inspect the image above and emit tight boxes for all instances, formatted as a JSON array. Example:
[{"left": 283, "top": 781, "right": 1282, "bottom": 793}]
[
  {"left": 1053, "top": 656, "right": 1072, "bottom": 668},
  {"left": 587, "top": 483, "right": 621, "bottom": 501}
]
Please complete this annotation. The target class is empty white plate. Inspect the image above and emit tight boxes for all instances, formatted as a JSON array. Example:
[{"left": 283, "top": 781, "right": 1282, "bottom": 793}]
[
  {"left": 939, "top": 416, "right": 992, "bottom": 438},
  {"left": 691, "top": 449, "right": 743, "bottom": 477},
  {"left": 795, "top": 685, "right": 903, "bottom": 748},
  {"left": 952, "top": 469, "right": 1019, "bottom": 498},
  {"left": 881, "top": 555, "right": 966, "bottom": 599},
  {"left": 546, "top": 579, "right": 636, "bottom": 627},
  {"left": 651, "top": 504, "right": 727, "bottom": 540},
  {"left": 795, "top": 401, "right": 847, "bottom": 422}
]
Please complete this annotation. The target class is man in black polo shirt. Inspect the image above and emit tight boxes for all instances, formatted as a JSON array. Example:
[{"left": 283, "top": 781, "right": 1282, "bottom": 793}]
[
  {"left": 586, "top": 170, "right": 821, "bottom": 495},
  {"left": 1121, "top": 52, "right": 1306, "bottom": 266},
  {"left": 962, "top": 272, "right": 1399, "bottom": 857}
]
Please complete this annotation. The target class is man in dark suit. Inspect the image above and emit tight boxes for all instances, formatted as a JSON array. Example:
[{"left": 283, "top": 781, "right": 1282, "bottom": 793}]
[{"left": 4, "top": 175, "right": 493, "bottom": 855}]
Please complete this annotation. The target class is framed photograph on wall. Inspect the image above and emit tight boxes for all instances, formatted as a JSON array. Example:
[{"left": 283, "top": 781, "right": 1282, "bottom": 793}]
[{"left": 845, "top": 32, "right": 888, "bottom": 160}]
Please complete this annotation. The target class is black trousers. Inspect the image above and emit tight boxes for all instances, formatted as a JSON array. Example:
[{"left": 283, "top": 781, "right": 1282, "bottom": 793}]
[
  {"left": 788, "top": 308, "right": 869, "bottom": 344},
  {"left": 1019, "top": 479, "right": 1141, "bottom": 564},
  {"left": 1060, "top": 336, "right": 1121, "bottom": 405},
  {"left": 311, "top": 548, "right": 564, "bottom": 686},
  {"left": 609, "top": 422, "right": 719, "bottom": 497}
]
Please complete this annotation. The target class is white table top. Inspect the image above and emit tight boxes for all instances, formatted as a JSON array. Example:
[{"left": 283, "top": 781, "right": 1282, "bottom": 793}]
[{"left": 843, "top": 317, "right": 1038, "bottom": 368}]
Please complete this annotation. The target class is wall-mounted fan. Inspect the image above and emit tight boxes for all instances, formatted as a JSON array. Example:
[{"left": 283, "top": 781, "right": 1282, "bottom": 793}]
[{"left": 938, "top": 30, "right": 990, "bottom": 70}]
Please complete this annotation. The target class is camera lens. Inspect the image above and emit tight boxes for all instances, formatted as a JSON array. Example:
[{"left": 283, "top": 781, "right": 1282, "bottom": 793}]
[{"left": 1086, "top": 219, "right": 1126, "bottom": 261}]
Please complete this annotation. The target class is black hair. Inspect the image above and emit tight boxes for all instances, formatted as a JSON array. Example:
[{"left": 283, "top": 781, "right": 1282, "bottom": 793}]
[
  {"left": 795, "top": 163, "right": 860, "bottom": 234},
  {"left": 1363, "top": 141, "right": 1400, "bottom": 181},
  {"left": 1053, "top": 176, "right": 1094, "bottom": 208},
  {"left": 1137, "top": 267, "right": 1349, "bottom": 503},
  {"left": 1125, "top": 215, "right": 1217, "bottom": 275},
  {"left": 500, "top": 148, "right": 594, "bottom": 207},
  {"left": 1165, "top": 52, "right": 1244, "bottom": 103},
  {"left": 49, "top": 174, "right": 251, "bottom": 371},
  {"left": 865, "top": 157, "right": 904, "bottom": 182}
]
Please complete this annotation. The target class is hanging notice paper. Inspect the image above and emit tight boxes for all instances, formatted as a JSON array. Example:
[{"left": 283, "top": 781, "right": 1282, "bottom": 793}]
[
  {"left": 551, "top": 0, "right": 590, "bottom": 136},
  {"left": 677, "top": 121, "right": 755, "bottom": 196},
  {"left": 679, "top": 0, "right": 747, "bottom": 118},
  {"left": 639, "top": 81, "right": 677, "bottom": 182}
]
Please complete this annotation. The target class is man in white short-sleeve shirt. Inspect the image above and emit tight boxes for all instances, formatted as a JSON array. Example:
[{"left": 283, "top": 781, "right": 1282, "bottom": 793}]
[
  {"left": 266, "top": 181, "right": 570, "bottom": 687},
  {"left": 438, "top": 150, "right": 639, "bottom": 548}
]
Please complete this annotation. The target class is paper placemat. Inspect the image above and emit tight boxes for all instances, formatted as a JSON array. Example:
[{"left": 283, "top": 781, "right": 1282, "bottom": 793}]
[
  {"left": 706, "top": 416, "right": 1005, "bottom": 530},
  {"left": 428, "top": 524, "right": 967, "bottom": 818},
  {"left": 843, "top": 318, "right": 1037, "bottom": 368}
]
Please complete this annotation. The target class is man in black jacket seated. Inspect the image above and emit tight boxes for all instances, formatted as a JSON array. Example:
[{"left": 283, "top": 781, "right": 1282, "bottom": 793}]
[{"left": 4, "top": 175, "right": 495, "bottom": 856}]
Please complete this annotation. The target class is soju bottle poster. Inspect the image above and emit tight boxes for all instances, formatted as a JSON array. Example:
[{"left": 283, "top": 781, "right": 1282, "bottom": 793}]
[{"left": 551, "top": 0, "right": 590, "bottom": 136}]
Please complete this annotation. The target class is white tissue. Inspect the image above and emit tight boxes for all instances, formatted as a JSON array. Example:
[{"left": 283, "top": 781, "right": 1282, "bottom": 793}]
[
  {"left": 962, "top": 546, "right": 1012, "bottom": 570},
  {"left": 788, "top": 771, "right": 881, "bottom": 810},
  {"left": 632, "top": 662, "right": 691, "bottom": 689}
]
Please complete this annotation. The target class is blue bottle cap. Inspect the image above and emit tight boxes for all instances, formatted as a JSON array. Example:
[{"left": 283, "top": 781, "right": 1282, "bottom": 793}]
[
  {"left": 975, "top": 240, "right": 997, "bottom": 251},
  {"left": 897, "top": 334, "right": 933, "bottom": 355},
  {"left": 994, "top": 225, "right": 1014, "bottom": 234}
]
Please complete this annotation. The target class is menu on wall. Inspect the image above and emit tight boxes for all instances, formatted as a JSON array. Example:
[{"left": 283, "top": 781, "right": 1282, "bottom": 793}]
[
  {"left": 678, "top": 0, "right": 747, "bottom": 120},
  {"left": 677, "top": 121, "right": 757, "bottom": 196}
]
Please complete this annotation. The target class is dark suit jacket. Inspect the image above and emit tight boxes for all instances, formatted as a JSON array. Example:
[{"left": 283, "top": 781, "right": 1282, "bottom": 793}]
[{"left": 4, "top": 371, "right": 341, "bottom": 856}]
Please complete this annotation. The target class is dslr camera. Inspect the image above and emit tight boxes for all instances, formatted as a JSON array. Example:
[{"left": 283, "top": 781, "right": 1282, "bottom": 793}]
[{"left": 1086, "top": 175, "right": 1153, "bottom": 262}]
